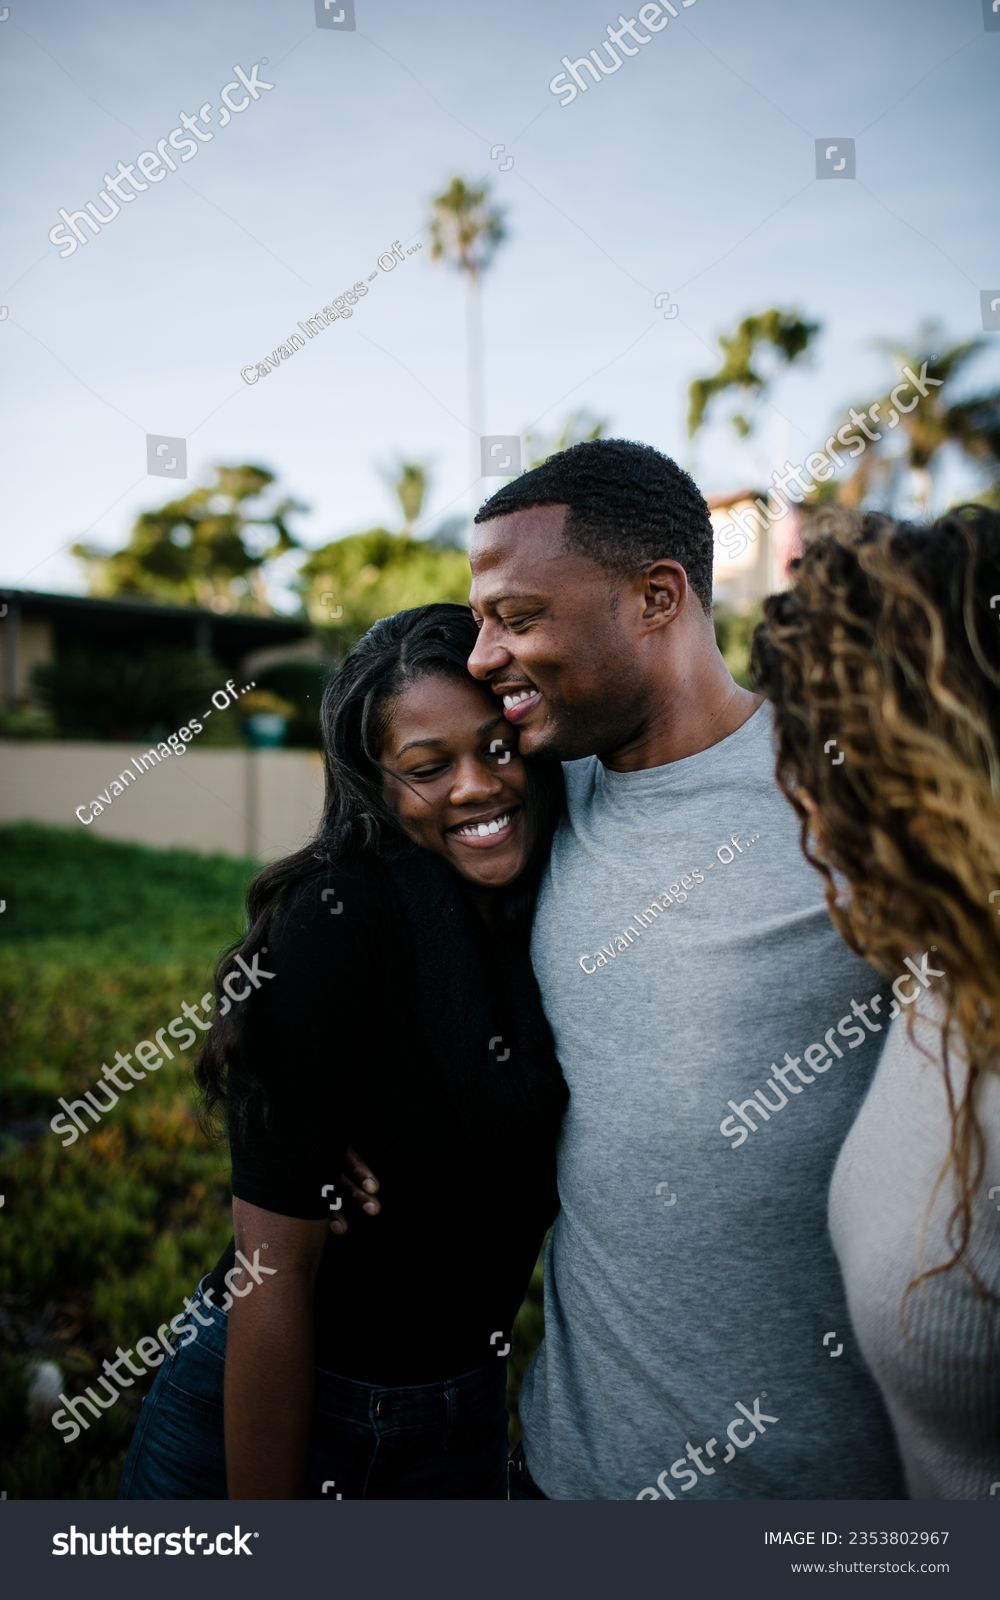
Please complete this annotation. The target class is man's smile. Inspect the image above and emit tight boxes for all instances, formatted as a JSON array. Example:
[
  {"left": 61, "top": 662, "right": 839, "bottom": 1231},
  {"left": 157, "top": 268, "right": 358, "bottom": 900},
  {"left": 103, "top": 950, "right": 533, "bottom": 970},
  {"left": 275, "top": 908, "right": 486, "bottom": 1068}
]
[{"left": 494, "top": 680, "right": 544, "bottom": 724}]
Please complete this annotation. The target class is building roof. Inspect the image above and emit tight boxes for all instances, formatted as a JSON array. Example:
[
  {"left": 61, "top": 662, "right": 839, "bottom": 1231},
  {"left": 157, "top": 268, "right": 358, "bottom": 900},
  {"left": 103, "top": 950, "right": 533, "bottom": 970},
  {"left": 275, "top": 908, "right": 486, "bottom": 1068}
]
[
  {"left": 707, "top": 489, "right": 769, "bottom": 513},
  {"left": 0, "top": 586, "right": 310, "bottom": 644}
]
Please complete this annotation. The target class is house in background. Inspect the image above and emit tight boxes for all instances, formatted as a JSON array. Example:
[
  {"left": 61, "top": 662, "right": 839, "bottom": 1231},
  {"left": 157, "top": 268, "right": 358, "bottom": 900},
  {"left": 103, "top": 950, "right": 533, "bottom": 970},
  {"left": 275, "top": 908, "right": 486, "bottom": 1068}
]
[
  {"left": 0, "top": 588, "right": 315, "bottom": 709},
  {"left": 709, "top": 490, "right": 804, "bottom": 612},
  {"left": 0, "top": 589, "right": 325, "bottom": 861}
]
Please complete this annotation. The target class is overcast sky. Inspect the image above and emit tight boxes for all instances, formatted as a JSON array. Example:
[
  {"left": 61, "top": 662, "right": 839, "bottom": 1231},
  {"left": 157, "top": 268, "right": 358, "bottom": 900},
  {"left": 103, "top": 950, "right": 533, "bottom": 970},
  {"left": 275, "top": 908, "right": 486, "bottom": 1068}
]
[{"left": 2, "top": 0, "right": 998, "bottom": 603}]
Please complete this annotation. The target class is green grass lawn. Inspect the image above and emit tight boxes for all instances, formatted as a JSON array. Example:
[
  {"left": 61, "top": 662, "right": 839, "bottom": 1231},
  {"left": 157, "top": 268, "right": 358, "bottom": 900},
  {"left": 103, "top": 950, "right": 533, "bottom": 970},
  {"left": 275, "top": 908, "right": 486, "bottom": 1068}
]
[{"left": 0, "top": 823, "right": 542, "bottom": 1497}]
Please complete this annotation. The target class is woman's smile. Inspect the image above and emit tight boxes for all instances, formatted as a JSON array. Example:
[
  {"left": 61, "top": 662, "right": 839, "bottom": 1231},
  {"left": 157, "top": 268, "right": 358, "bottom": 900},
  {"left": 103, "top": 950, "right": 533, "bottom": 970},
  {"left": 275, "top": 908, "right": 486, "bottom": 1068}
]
[{"left": 446, "top": 804, "right": 523, "bottom": 850}]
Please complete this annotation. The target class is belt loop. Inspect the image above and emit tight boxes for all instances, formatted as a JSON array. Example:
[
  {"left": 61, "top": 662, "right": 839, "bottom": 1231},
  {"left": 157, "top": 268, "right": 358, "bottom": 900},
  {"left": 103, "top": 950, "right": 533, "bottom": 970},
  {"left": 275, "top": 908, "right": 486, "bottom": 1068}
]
[{"left": 443, "top": 1379, "right": 458, "bottom": 1429}]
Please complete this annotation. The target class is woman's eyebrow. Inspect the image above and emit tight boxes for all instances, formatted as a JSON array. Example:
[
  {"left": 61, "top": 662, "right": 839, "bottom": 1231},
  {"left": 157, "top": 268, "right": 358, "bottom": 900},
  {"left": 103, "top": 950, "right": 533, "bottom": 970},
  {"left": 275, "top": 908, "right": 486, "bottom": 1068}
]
[
  {"left": 395, "top": 737, "right": 445, "bottom": 757},
  {"left": 396, "top": 716, "right": 506, "bottom": 758}
]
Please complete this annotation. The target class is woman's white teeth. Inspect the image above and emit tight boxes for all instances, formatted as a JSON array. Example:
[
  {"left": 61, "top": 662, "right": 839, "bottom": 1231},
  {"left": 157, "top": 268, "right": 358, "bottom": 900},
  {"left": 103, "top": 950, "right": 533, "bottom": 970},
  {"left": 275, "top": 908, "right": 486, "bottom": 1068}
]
[
  {"left": 503, "top": 689, "right": 535, "bottom": 709},
  {"left": 456, "top": 811, "right": 512, "bottom": 838}
]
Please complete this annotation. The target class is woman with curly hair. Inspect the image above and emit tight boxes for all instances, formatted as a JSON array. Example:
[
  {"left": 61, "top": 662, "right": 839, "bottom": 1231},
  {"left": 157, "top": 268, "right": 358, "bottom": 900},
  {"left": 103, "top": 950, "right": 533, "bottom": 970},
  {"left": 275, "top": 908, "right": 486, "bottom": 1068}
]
[{"left": 751, "top": 503, "right": 1000, "bottom": 1499}]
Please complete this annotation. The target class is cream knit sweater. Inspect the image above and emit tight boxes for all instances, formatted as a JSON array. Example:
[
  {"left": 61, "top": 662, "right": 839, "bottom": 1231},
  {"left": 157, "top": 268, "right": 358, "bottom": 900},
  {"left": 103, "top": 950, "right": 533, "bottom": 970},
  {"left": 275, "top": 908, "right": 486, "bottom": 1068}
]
[{"left": 829, "top": 993, "right": 1000, "bottom": 1499}]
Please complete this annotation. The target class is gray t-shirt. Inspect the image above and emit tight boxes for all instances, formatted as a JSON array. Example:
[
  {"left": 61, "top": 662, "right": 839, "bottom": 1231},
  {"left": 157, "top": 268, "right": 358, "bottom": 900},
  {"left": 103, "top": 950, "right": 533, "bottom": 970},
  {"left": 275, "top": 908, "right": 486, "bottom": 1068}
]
[{"left": 522, "top": 703, "right": 905, "bottom": 1499}]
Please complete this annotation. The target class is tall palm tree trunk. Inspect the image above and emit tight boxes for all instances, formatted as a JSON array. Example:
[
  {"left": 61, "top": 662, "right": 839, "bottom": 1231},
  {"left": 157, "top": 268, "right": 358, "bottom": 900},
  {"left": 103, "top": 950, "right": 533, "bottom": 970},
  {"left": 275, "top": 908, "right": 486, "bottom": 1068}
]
[{"left": 466, "top": 270, "right": 485, "bottom": 518}]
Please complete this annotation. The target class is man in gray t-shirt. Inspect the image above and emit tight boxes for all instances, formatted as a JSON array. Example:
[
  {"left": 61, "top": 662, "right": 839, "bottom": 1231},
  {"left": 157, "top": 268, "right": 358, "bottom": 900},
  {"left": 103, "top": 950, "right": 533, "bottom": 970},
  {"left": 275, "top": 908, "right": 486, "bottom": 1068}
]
[{"left": 468, "top": 440, "right": 904, "bottom": 1500}]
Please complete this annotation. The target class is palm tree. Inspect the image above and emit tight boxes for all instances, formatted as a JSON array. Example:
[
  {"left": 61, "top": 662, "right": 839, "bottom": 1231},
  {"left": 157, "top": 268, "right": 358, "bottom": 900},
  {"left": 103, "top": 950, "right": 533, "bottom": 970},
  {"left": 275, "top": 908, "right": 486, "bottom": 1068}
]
[
  {"left": 428, "top": 177, "right": 507, "bottom": 511},
  {"left": 378, "top": 457, "right": 465, "bottom": 546},
  {"left": 836, "top": 326, "right": 1000, "bottom": 515},
  {"left": 687, "top": 309, "right": 820, "bottom": 441},
  {"left": 381, "top": 459, "right": 428, "bottom": 535},
  {"left": 687, "top": 309, "right": 820, "bottom": 591},
  {"left": 522, "top": 409, "right": 607, "bottom": 470}
]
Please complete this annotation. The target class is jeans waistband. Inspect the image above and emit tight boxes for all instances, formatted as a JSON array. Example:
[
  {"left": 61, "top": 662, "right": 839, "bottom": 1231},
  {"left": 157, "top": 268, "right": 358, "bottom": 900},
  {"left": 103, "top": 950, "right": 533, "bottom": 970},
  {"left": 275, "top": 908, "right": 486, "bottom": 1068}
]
[
  {"left": 185, "top": 1278, "right": 506, "bottom": 1432},
  {"left": 313, "top": 1359, "right": 507, "bottom": 1433}
]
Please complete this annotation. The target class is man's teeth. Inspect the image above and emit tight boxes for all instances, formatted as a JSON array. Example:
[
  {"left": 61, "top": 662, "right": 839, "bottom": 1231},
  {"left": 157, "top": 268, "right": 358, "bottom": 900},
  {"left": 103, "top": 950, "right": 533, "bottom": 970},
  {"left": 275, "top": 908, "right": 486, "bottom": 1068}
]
[
  {"left": 455, "top": 811, "right": 513, "bottom": 838},
  {"left": 503, "top": 689, "right": 536, "bottom": 709}
]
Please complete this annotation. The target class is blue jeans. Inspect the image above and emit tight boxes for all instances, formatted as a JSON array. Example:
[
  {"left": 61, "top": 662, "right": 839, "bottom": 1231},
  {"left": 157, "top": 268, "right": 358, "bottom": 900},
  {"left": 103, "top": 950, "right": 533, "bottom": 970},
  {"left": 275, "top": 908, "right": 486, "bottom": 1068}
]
[{"left": 119, "top": 1280, "right": 509, "bottom": 1500}]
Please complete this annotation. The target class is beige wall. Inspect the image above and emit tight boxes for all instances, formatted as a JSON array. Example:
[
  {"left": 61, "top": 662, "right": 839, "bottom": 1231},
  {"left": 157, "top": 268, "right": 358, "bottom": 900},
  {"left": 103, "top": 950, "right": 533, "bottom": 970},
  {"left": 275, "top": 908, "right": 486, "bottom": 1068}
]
[{"left": 0, "top": 740, "right": 324, "bottom": 862}]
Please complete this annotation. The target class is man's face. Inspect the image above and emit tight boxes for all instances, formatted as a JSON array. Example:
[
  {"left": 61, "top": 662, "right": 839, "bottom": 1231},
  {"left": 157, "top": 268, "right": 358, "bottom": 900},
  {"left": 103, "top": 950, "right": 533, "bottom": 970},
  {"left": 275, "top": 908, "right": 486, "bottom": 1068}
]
[{"left": 467, "top": 503, "right": 646, "bottom": 761}]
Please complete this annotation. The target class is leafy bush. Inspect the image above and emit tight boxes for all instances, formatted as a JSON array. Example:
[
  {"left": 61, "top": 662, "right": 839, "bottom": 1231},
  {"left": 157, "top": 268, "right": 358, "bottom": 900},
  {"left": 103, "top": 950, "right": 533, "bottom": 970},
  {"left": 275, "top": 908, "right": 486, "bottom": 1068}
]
[
  {"left": 0, "top": 707, "right": 59, "bottom": 740},
  {"left": 33, "top": 650, "right": 226, "bottom": 742},
  {"left": 713, "top": 607, "right": 760, "bottom": 688},
  {"left": 251, "top": 660, "right": 330, "bottom": 749},
  {"left": 0, "top": 826, "right": 250, "bottom": 1497}
]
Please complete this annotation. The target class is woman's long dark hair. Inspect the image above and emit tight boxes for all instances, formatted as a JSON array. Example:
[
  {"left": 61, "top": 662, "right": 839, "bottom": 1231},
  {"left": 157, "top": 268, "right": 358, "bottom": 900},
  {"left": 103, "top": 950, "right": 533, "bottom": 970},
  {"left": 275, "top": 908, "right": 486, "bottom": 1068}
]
[{"left": 195, "top": 603, "right": 563, "bottom": 1127}]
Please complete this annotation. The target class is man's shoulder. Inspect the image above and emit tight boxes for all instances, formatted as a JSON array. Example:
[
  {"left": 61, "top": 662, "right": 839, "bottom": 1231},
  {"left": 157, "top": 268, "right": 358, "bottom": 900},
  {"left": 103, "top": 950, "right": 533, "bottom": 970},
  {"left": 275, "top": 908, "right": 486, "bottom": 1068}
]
[{"left": 559, "top": 755, "right": 600, "bottom": 803}]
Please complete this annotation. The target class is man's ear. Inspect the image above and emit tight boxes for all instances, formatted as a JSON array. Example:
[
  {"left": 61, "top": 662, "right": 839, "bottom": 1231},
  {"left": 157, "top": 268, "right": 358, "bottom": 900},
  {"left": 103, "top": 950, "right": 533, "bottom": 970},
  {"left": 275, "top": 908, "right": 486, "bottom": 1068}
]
[{"left": 640, "top": 560, "right": 687, "bottom": 626}]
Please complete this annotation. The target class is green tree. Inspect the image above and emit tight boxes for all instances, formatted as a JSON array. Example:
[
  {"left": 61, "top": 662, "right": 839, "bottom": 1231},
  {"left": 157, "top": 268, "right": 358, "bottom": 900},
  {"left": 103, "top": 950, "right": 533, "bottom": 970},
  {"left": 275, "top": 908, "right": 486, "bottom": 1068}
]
[
  {"left": 688, "top": 309, "right": 820, "bottom": 438},
  {"left": 300, "top": 458, "right": 470, "bottom": 642},
  {"left": 72, "top": 465, "right": 304, "bottom": 613},
  {"left": 428, "top": 177, "right": 507, "bottom": 502},
  {"left": 298, "top": 528, "right": 471, "bottom": 645},
  {"left": 834, "top": 326, "right": 1000, "bottom": 514}
]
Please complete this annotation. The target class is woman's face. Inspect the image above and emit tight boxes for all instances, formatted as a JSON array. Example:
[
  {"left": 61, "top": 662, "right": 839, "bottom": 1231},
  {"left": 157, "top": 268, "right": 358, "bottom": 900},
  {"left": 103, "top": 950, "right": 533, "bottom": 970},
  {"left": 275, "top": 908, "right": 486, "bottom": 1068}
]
[{"left": 380, "top": 672, "right": 533, "bottom": 890}]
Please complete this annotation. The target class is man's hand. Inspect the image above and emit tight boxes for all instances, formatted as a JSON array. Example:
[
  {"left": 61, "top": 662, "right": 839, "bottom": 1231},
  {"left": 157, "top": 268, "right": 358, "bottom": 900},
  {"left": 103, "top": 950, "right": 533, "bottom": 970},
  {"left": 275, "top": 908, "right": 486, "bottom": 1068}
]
[{"left": 329, "top": 1147, "right": 381, "bottom": 1235}]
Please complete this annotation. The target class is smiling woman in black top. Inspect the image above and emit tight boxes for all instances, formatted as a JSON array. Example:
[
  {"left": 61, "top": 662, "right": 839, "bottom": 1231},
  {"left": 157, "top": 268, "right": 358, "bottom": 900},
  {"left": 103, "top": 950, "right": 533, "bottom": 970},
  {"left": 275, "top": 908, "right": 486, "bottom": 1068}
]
[{"left": 119, "top": 604, "right": 567, "bottom": 1500}]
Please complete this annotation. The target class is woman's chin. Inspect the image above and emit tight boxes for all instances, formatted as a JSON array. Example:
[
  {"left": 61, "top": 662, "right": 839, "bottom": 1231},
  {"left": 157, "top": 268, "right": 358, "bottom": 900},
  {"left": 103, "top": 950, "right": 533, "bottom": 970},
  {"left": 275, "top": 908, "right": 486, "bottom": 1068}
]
[{"left": 453, "top": 848, "right": 528, "bottom": 890}]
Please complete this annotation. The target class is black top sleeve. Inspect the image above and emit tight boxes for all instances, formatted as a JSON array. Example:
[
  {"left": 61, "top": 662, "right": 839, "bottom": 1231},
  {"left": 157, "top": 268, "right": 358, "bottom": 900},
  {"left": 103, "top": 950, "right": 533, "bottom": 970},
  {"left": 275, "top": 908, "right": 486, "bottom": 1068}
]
[{"left": 226, "top": 860, "right": 389, "bottom": 1221}]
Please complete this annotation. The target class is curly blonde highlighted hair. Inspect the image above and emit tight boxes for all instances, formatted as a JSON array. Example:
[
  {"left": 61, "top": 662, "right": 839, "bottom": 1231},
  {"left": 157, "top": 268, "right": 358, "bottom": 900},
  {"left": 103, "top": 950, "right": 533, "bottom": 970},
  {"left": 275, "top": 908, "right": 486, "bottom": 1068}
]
[{"left": 751, "top": 503, "right": 1000, "bottom": 1308}]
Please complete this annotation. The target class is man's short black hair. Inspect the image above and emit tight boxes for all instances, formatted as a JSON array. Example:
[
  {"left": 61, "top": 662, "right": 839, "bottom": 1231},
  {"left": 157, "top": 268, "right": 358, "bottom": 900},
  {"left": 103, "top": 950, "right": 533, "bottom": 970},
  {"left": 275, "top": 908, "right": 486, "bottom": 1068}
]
[{"left": 474, "top": 438, "right": 715, "bottom": 611}]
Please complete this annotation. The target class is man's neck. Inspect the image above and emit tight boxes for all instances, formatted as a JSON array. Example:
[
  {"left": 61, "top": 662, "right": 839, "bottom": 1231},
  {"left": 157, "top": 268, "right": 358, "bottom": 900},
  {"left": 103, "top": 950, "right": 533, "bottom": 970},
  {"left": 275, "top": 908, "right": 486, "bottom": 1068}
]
[{"left": 604, "top": 663, "right": 763, "bottom": 774}]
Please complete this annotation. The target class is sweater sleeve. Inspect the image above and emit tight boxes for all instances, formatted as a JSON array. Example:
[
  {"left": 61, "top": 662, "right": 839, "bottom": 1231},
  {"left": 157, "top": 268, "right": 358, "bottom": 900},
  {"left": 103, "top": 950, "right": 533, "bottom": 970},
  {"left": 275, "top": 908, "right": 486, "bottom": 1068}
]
[{"left": 226, "top": 860, "right": 386, "bottom": 1221}]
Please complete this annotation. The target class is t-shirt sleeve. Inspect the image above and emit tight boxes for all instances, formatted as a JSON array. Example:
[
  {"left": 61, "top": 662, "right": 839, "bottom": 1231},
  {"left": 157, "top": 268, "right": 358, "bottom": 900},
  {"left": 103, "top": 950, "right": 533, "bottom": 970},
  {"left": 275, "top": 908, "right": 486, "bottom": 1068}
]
[{"left": 225, "top": 862, "right": 383, "bottom": 1220}]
